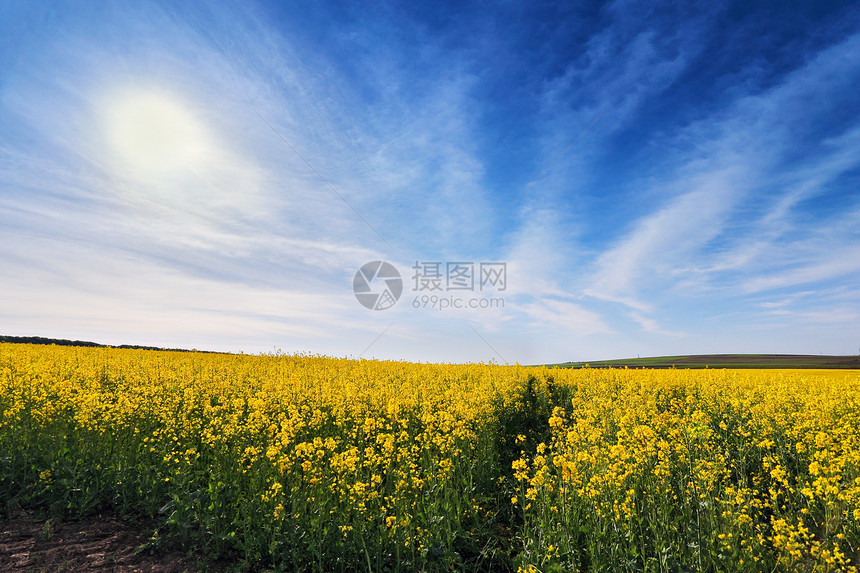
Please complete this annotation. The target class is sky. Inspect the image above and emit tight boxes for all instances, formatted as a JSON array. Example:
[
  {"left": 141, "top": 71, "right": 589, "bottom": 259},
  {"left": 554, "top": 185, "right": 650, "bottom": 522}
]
[{"left": 1, "top": 1, "right": 859, "bottom": 364}]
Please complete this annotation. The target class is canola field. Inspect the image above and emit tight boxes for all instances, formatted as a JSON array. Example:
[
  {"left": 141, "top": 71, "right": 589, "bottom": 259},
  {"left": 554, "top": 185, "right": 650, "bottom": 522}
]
[{"left": 1, "top": 343, "right": 859, "bottom": 572}]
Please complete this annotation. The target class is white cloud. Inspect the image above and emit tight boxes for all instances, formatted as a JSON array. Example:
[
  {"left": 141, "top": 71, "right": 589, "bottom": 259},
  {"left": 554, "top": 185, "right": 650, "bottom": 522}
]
[
  {"left": 3, "top": 3, "right": 860, "bottom": 363},
  {"left": 743, "top": 248, "right": 860, "bottom": 293},
  {"left": 581, "top": 30, "right": 860, "bottom": 320},
  {"left": 518, "top": 298, "right": 612, "bottom": 337},
  {"left": 586, "top": 170, "right": 741, "bottom": 302}
]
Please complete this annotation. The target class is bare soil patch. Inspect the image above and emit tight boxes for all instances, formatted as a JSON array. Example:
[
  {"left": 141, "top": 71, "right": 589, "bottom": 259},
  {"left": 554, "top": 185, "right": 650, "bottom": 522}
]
[{"left": 0, "top": 511, "right": 230, "bottom": 572}]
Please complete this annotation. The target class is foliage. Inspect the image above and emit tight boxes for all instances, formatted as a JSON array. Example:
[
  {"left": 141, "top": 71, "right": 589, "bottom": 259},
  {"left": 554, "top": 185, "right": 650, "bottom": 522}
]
[{"left": 1, "top": 343, "right": 858, "bottom": 571}]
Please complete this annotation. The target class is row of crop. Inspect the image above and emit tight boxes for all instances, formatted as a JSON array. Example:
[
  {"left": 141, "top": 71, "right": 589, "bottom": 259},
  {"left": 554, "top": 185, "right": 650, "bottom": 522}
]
[
  {"left": 2, "top": 344, "right": 859, "bottom": 571},
  {"left": 513, "top": 369, "right": 860, "bottom": 572}
]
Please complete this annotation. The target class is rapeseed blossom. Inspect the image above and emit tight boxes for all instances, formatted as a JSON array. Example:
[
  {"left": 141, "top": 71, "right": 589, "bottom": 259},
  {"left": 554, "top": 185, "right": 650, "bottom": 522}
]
[{"left": 1, "top": 343, "right": 858, "bottom": 571}]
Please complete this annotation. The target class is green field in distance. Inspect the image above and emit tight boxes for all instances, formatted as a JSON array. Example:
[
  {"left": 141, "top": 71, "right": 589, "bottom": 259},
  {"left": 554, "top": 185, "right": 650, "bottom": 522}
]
[{"left": 552, "top": 354, "right": 860, "bottom": 369}]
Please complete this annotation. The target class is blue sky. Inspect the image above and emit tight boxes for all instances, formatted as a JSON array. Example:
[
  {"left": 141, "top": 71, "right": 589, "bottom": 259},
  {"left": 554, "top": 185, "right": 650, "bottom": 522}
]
[{"left": 2, "top": 1, "right": 859, "bottom": 364}]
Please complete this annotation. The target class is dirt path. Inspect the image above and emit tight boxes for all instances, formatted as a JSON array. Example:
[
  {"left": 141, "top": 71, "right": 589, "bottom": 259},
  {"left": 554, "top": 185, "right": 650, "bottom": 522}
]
[{"left": 0, "top": 511, "right": 230, "bottom": 572}]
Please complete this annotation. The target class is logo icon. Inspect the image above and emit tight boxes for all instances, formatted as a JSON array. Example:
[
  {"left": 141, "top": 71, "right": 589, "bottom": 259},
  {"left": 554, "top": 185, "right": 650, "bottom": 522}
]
[{"left": 353, "top": 261, "right": 403, "bottom": 310}]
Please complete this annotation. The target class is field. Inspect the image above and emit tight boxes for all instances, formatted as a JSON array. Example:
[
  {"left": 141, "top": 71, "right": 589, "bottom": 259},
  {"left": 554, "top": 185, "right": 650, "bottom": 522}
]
[
  {"left": 554, "top": 354, "right": 860, "bottom": 370},
  {"left": 2, "top": 343, "right": 860, "bottom": 571}
]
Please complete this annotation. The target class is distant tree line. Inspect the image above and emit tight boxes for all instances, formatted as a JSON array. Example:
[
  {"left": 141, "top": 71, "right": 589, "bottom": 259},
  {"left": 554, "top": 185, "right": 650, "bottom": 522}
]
[{"left": 0, "top": 335, "right": 213, "bottom": 353}]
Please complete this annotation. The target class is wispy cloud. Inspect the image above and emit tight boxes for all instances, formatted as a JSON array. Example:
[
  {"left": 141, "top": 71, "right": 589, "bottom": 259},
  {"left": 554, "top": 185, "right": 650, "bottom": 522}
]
[{"left": 2, "top": 1, "right": 859, "bottom": 361}]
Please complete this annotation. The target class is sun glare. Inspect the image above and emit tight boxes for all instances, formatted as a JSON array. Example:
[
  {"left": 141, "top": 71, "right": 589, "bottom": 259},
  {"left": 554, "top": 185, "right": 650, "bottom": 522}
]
[{"left": 105, "top": 91, "right": 211, "bottom": 177}]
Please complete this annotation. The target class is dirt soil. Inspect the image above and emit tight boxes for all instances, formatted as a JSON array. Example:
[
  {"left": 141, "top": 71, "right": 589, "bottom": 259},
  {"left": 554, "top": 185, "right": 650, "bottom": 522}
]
[{"left": 0, "top": 511, "right": 231, "bottom": 572}]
